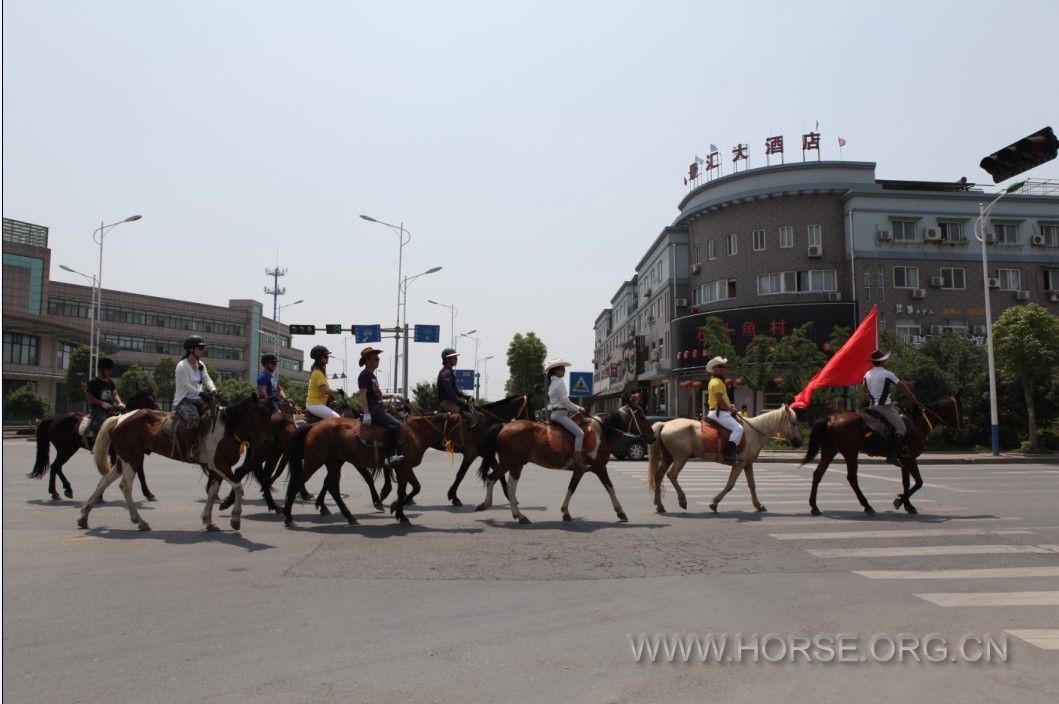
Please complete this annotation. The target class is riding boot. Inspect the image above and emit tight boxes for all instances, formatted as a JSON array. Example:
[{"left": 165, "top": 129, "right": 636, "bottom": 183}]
[
  {"left": 383, "top": 428, "right": 404, "bottom": 468},
  {"left": 722, "top": 441, "right": 739, "bottom": 463},
  {"left": 886, "top": 434, "right": 906, "bottom": 466},
  {"left": 572, "top": 451, "right": 590, "bottom": 471}
]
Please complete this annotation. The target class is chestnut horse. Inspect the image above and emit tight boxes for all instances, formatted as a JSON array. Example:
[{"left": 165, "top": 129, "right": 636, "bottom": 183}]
[
  {"left": 77, "top": 394, "right": 274, "bottom": 532},
  {"left": 474, "top": 404, "right": 654, "bottom": 524},
  {"left": 28, "top": 389, "right": 159, "bottom": 501},
  {"left": 647, "top": 405, "right": 801, "bottom": 513},
  {"left": 282, "top": 412, "right": 474, "bottom": 527},
  {"left": 800, "top": 396, "right": 964, "bottom": 516}
]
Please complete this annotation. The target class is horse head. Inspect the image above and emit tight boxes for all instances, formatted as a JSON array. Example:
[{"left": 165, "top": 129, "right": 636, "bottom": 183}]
[
  {"left": 922, "top": 395, "right": 967, "bottom": 442},
  {"left": 778, "top": 403, "right": 802, "bottom": 449},
  {"left": 619, "top": 404, "right": 655, "bottom": 444},
  {"left": 227, "top": 393, "right": 275, "bottom": 447}
]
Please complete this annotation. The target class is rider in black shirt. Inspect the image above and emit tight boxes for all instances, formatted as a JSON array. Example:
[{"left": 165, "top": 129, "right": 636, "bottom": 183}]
[{"left": 85, "top": 358, "right": 124, "bottom": 441}]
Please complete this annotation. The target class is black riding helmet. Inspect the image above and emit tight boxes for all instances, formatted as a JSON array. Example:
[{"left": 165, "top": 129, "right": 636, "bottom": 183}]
[
  {"left": 310, "top": 345, "right": 331, "bottom": 361},
  {"left": 261, "top": 353, "right": 278, "bottom": 366},
  {"left": 183, "top": 335, "right": 206, "bottom": 351},
  {"left": 97, "top": 357, "right": 115, "bottom": 371}
]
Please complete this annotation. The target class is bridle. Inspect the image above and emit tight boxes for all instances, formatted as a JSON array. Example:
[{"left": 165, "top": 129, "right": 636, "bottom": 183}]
[{"left": 917, "top": 396, "right": 961, "bottom": 433}]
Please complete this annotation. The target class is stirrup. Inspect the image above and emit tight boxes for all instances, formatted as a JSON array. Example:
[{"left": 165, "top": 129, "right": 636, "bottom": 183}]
[{"left": 384, "top": 454, "right": 405, "bottom": 468}]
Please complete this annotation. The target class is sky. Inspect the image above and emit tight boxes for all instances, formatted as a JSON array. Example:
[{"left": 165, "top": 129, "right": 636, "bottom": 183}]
[{"left": 4, "top": 0, "right": 1058, "bottom": 397}]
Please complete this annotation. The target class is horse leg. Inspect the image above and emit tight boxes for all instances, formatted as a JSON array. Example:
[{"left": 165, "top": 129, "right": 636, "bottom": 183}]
[
  {"left": 843, "top": 454, "right": 875, "bottom": 515},
  {"left": 667, "top": 456, "right": 690, "bottom": 510},
  {"left": 77, "top": 459, "right": 126, "bottom": 529},
  {"left": 448, "top": 455, "right": 475, "bottom": 506},
  {"left": 560, "top": 470, "right": 586, "bottom": 522},
  {"left": 405, "top": 470, "right": 422, "bottom": 505},
  {"left": 809, "top": 446, "right": 837, "bottom": 516},
  {"left": 507, "top": 467, "right": 529, "bottom": 524},
  {"left": 202, "top": 471, "right": 224, "bottom": 531},
  {"left": 49, "top": 446, "right": 77, "bottom": 500},
  {"left": 894, "top": 461, "right": 911, "bottom": 511},
  {"left": 710, "top": 462, "right": 743, "bottom": 512},
  {"left": 118, "top": 460, "right": 151, "bottom": 531},
  {"left": 219, "top": 454, "right": 257, "bottom": 512},
  {"left": 902, "top": 461, "right": 924, "bottom": 515},
  {"left": 379, "top": 467, "right": 394, "bottom": 503},
  {"left": 353, "top": 465, "right": 384, "bottom": 511},
  {"left": 595, "top": 467, "right": 628, "bottom": 522},
  {"left": 315, "top": 480, "right": 331, "bottom": 516},
  {"left": 325, "top": 461, "right": 357, "bottom": 525},
  {"left": 136, "top": 465, "right": 157, "bottom": 501},
  {"left": 744, "top": 463, "right": 766, "bottom": 512},
  {"left": 390, "top": 467, "right": 412, "bottom": 527},
  {"left": 651, "top": 451, "right": 672, "bottom": 514},
  {"left": 475, "top": 466, "right": 505, "bottom": 512}
]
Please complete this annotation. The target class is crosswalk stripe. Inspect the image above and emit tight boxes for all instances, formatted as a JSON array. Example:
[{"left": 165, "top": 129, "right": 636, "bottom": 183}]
[
  {"left": 770, "top": 528, "right": 1034, "bottom": 541},
  {"left": 915, "top": 591, "right": 1059, "bottom": 607},
  {"left": 856, "top": 472, "right": 976, "bottom": 493},
  {"left": 809, "top": 544, "right": 1057, "bottom": 558},
  {"left": 855, "top": 566, "right": 1059, "bottom": 579},
  {"left": 1005, "top": 630, "right": 1059, "bottom": 650}
]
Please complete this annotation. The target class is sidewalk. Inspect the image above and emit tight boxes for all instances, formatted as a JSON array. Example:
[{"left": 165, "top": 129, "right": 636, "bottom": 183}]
[{"left": 753, "top": 450, "right": 1059, "bottom": 465}]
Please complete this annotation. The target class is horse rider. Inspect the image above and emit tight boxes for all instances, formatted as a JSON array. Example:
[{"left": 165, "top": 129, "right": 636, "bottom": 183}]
[
  {"left": 864, "top": 349, "right": 919, "bottom": 466},
  {"left": 705, "top": 356, "right": 741, "bottom": 462},
  {"left": 257, "top": 352, "right": 288, "bottom": 413},
  {"left": 85, "top": 357, "right": 125, "bottom": 444},
  {"left": 173, "top": 335, "right": 217, "bottom": 460},
  {"left": 544, "top": 357, "right": 590, "bottom": 470},
  {"left": 357, "top": 346, "right": 404, "bottom": 467},
  {"left": 305, "top": 345, "right": 345, "bottom": 420},
  {"left": 436, "top": 347, "right": 476, "bottom": 422}
]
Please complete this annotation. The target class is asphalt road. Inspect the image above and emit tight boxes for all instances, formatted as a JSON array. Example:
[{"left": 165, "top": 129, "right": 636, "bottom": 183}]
[{"left": 3, "top": 438, "right": 1059, "bottom": 704}]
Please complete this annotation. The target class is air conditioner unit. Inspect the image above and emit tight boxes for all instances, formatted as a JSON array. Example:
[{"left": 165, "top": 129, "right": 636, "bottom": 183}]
[
  {"left": 929, "top": 324, "right": 943, "bottom": 335},
  {"left": 1049, "top": 293, "right": 1059, "bottom": 303},
  {"left": 877, "top": 230, "right": 893, "bottom": 242},
  {"left": 929, "top": 275, "right": 944, "bottom": 288},
  {"left": 690, "top": 263, "right": 702, "bottom": 274},
  {"left": 911, "top": 288, "right": 926, "bottom": 299},
  {"left": 827, "top": 291, "right": 843, "bottom": 301},
  {"left": 1032, "top": 234, "right": 1047, "bottom": 246},
  {"left": 807, "top": 244, "right": 823, "bottom": 257},
  {"left": 1015, "top": 290, "right": 1031, "bottom": 301},
  {"left": 675, "top": 298, "right": 688, "bottom": 307},
  {"left": 924, "top": 228, "right": 942, "bottom": 242},
  {"left": 987, "top": 277, "right": 1000, "bottom": 289}
]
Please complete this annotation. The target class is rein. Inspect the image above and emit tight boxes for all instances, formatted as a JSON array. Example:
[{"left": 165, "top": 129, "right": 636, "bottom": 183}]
[{"left": 917, "top": 396, "right": 960, "bottom": 432}]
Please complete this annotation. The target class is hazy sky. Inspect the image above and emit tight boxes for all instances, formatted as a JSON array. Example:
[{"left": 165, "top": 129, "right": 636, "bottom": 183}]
[{"left": 5, "top": 0, "right": 1057, "bottom": 396}]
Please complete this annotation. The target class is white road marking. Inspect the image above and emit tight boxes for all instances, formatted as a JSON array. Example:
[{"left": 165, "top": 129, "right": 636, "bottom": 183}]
[
  {"left": 809, "top": 543, "right": 1055, "bottom": 558},
  {"left": 1005, "top": 630, "right": 1059, "bottom": 650},
  {"left": 770, "top": 528, "right": 1034, "bottom": 541},
  {"left": 915, "top": 591, "right": 1059, "bottom": 607},
  {"left": 855, "top": 566, "right": 1059, "bottom": 580},
  {"left": 857, "top": 472, "right": 976, "bottom": 493}
]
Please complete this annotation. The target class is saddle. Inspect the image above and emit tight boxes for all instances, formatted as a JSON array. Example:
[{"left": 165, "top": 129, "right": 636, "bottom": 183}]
[
  {"left": 545, "top": 415, "right": 598, "bottom": 455},
  {"left": 162, "top": 407, "right": 212, "bottom": 462},
  {"left": 357, "top": 420, "right": 389, "bottom": 447},
  {"left": 859, "top": 409, "right": 906, "bottom": 457},
  {"left": 700, "top": 419, "right": 748, "bottom": 456}
]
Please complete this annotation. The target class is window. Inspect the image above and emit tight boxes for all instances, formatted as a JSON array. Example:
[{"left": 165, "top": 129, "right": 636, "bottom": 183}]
[
  {"left": 708, "top": 239, "right": 717, "bottom": 260},
  {"left": 757, "top": 273, "right": 783, "bottom": 295},
  {"left": 807, "top": 224, "right": 822, "bottom": 247},
  {"left": 693, "top": 279, "right": 734, "bottom": 305},
  {"left": 1041, "top": 224, "right": 1059, "bottom": 246},
  {"left": 994, "top": 223, "right": 1018, "bottom": 245},
  {"left": 893, "top": 266, "right": 919, "bottom": 289},
  {"left": 938, "top": 221, "right": 966, "bottom": 244},
  {"left": 779, "top": 226, "right": 793, "bottom": 248},
  {"left": 1045, "top": 270, "right": 1059, "bottom": 291},
  {"left": 57, "top": 342, "right": 75, "bottom": 370},
  {"left": 895, "top": 322, "right": 921, "bottom": 343},
  {"left": 694, "top": 244, "right": 702, "bottom": 264},
  {"left": 802, "top": 269, "right": 837, "bottom": 292},
  {"left": 996, "top": 268, "right": 1021, "bottom": 291},
  {"left": 3, "top": 332, "right": 39, "bottom": 365},
  {"left": 940, "top": 267, "right": 966, "bottom": 289},
  {"left": 752, "top": 229, "right": 765, "bottom": 251},
  {"left": 892, "top": 220, "right": 917, "bottom": 242},
  {"left": 941, "top": 319, "right": 968, "bottom": 334},
  {"left": 726, "top": 233, "right": 738, "bottom": 256}
]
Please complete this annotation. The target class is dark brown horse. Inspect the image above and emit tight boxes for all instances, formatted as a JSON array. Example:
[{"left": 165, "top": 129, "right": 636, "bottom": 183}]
[
  {"left": 800, "top": 396, "right": 965, "bottom": 516},
  {"left": 282, "top": 413, "right": 475, "bottom": 527},
  {"left": 474, "top": 404, "right": 654, "bottom": 524},
  {"left": 77, "top": 394, "right": 274, "bottom": 532},
  {"left": 28, "top": 389, "right": 159, "bottom": 501}
]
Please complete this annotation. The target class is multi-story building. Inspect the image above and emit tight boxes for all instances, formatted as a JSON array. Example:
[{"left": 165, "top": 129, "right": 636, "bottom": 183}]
[
  {"left": 3, "top": 218, "right": 307, "bottom": 420},
  {"left": 591, "top": 161, "right": 1059, "bottom": 416}
]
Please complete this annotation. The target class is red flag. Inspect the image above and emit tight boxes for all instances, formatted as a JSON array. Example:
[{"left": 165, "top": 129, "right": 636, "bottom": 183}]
[{"left": 790, "top": 306, "right": 877, "bottom": 410}]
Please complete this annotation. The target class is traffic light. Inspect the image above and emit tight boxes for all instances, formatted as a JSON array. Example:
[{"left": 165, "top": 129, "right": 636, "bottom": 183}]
[
  {"left": 325, "top": 324, "right": 342, "bottom": 334},
  {"left": 979, "top": 126, "right": 1058, "bottom": 184},
  {"left": 288, "top": 324, "right": 316, "bottom": 335}
]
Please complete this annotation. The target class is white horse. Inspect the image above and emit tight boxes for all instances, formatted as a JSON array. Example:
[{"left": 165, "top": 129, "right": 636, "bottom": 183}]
[{"left": 647, "top": 404, "right": 800, "bottom": 513}]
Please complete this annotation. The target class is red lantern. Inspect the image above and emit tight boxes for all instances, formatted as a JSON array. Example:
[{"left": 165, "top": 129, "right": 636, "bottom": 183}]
[
  {"left": 692, "top": 380, "right": 703, "bottom": 389},
  {"left": 773, "top": 376, "right": 785, "bottom": 386},
  {"left": 734, "top": 377, "right": 745, "bottom": 387},
  {"left": 692, "top": 349, "right": 700, "bottom": 358}
]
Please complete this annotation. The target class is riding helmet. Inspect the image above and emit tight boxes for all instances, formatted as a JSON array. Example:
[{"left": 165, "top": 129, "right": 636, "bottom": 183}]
[
  {"left": 97, "top": 357, "right": 115, "bottom": 371},
  {"left": 261, "top": 353, "right": 278, "bottom": 365},
  {"left": 310, "top": 345, "right": 331, "bottom": 360},
  {"left": 183, "top": 335, "right": 206, "bottom": 351},
  {"left": 441, "top": 347, "right": 458, "bottom": 361}
]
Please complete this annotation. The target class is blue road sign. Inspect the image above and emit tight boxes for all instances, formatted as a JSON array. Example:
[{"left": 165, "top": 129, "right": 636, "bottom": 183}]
[
  {"left": 568, "top": 371, "right": 593, "bottom": 397},
  {"left": 414, "top": 324, "right": 440, "bottom": 343},
  {"left": 454, "top": 369, "right": 475, "bottom": 391},
  {"left": 355, "top": 325, "right": 382, "bottom": 344}
]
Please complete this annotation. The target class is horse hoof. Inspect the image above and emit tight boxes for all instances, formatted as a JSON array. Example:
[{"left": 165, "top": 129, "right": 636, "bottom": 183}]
[
  {"left": 617, "top": 512, "right": 629, "bottom": 522},
  {"left": 205, "top": 523, "right": 221, "bottom": 532},
  {"left": 318, "top": 506, "right": 331, "bottom": 516},
  {"left": 50, "top": 493, "right": 61, "bottom": 502},
  {"left": 230, "top": 519, "right": 241, "bottom": 531},
  {"left": 517, "top": 515, "right": 532, "bottom": 525},
  {"left": 709, "top": 503, "right": 718, "bottom": 513},
  {"left": 64, "top": 488, "right": 74, "bottom": 498},
  {"left": 756, "top": 505, "right": 768, "bottom": 513},
  {"left": 678, "top": 497, "right": 688, "bottom": 510},
  {"left": 284, "top": 517, "right": 295, "bottom": 528},
  {"left": 864, "top": 506, "right": 876, "bottom": 516},
  {"left": 373, "top": 502, "right": 385, "bottom": 513},
  {"left": 219, "top": 499, "right": 234, "bottom": 511},
  {"left": 893, "top": 497, "right": 904, "bottom": 510},
  {"left": 138, "top": 522, "right": 152, "bottom": 532},
  {"left": 474, "top": 503, "right": 488, "bottom": 512},
  {"left": 145, "top": 494, "right": 158, "bottom": 502},
  {"left": 388, "top": 502, "right": 398, "bottom": 515},
  {"left": 655, "top": 505, "right": 665, "bottom": 514},
  {"left": 810, "top": 507, "right": 822, "bottom": 516},
  {"left": 347, "top": 517, "right": 358, "bottom": 525},
  {"left": 562, "top": 513, "right": 573, "bottom": 522},
  {"left": 76, "top": 517, "right": 88, "bottom": 529},
  {"left": 405, "top": 498, "right": 417, "bottom": 506},
  {"left": 450, "top": 497, "right": 463, "bottom": 507},
  {"left": 398, "top": 517, "right": 412, "bottom": 527},
  {"left": 906, "top": 505, "right": 918, "bottom": 515}
]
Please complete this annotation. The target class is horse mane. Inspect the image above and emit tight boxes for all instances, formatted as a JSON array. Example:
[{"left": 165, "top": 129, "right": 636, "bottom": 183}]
[{"left": 600, "top": 409, "right": 625, "bottom": 435}]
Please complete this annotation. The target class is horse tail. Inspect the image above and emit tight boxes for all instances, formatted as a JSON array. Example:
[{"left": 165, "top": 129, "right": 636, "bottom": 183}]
[
  {"left": 28, "top": 417, "right": 55, "bottom": 479},
  {"left": 646, "top": 421, "right": 667, "bottom": 492},
  {"left": 285, "top": 425, "right": 312, "bottom": 495},
  {"left": 93, "top": 415, "right": 120, "bottom": 475},
  {"left": 477, "top": 423, "right": 502, "bottom": 483},
  {"left": 800, "top": 417, "right": 827, "bottom": 466}
]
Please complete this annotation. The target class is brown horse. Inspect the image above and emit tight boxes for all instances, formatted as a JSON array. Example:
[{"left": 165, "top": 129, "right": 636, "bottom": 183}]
[
  {"left": 282, "top": 412, "right": 474, "bottom": 527},
  {"left": 28, "top": 389, "right": 159, "bottom": 501},
  {"left": 800, "top": 396, "right": 965, "bottom": 516},
  {"left": 77, "top": 394, "right": 274, "bottom": 532},
  {"left": 474, "top": 404, "right": 654, "bottom": 524}
]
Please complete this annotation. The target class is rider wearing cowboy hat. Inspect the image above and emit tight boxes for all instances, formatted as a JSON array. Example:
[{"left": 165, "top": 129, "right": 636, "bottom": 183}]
[
  {"left": 306, "top": 345, "right": 345, "bottom": 420},
  {"left": 864, "top": 349, "right": 919, "bottom": 466},
  {"left": 544, "top": 357, "right": 590, "bottom": 470},
  {"left": 85, "top": 357, "right": 125, "bottom": 442},
  {"left": 437, "top": 347, "right": 474, "bottom": 414},
  {"left": 173, "top": 335, "right": 217, "bottom": 460},
  {"left": 357, "top": 346, "right": 404, "bottom": 467},
  {"left": 705, "top": 356, "right": 741, "bottom": 462}
]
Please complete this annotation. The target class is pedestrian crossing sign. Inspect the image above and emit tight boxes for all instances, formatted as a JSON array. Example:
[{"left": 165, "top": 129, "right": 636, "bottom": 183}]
[{"left": 569, "top": 371, "right": 593, "bottom": 397}]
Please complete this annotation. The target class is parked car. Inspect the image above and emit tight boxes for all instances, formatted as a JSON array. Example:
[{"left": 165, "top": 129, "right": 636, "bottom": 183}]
[{"left": 611, "top": 415, "right": 673, "bottom": 460}]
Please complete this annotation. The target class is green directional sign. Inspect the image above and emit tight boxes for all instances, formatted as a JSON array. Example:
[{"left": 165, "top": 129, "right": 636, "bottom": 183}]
[{"left": 325, "top": 324, "right": 342, "bottom": 334}]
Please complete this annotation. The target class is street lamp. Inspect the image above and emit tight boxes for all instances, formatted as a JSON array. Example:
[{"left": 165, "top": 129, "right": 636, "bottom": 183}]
[
  {"left": 976, "top": 180, "right": 1026, "bottom": 456},
  {"left": 361, "top": 214, "right": 411, "bottom": 396},
  {"left": 60, "top": 264, "right": 98, "bottom": 380},
  {"left": 91, "top": 214, "right": 142, "bottom": 374},
  {"left": 278, "top": 298, "right": 304, "bottom": 323},
  {"left": 458, "top": 330, "right": 481, "bottom": 399},
  {"left": 400, "top": 266, "right": 443, "bottom": 397},
  {"left": 427, "top": 299, "right": 458, "bottom": 347},
  {"left": 482, "top": 354, "right": 495, "bottom": 401}
]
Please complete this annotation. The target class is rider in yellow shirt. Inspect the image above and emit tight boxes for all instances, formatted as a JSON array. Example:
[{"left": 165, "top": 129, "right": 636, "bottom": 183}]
[{"left": 705, "top": 356, "right": 741, "bottom": 462}]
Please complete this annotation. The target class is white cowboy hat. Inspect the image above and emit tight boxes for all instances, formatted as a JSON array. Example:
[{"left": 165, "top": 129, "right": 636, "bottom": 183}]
[
  {"left": 705, "top": 356, "right": 729, "bottom": 372},
  {"left": 544, "top": 357, "right": 572, "bottom": 373}
]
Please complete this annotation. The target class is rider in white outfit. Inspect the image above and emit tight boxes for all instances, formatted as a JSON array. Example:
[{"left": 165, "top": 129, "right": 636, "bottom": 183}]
[{"left": 544, "top": 357, "right": 590, "bottom": 470}]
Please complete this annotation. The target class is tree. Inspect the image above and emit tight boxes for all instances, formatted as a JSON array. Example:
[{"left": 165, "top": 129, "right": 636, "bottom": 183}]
[
  {"left": 117, "top": 364, "right": 155, "bottom": 400},
  {"left": 215, "top": 378, "right": 257, "bottom": 406},
  {"left": 153, "top": 358, "right": 176, "bottom": 406},
  {"left": 731, "top": 335, "right": 777, "bottom": 413},
  {"left": 64, "top": 345, "right": 92, "bottom": 406},
  {"left": 992, "top": 304, "right": 1059, "bottom": 449},
  {"left": 773, "top": 322, "right": 826, "bottom": 398},
  {"left": 280, "top": 374, "right": 307, "bottom": 409},
  {"left": 697, "top": 317, "right": 737, "bottom": 363},
  {"left": 505, "top": 332, "right": 548, "bottom": 408},
  {"left": 411, "top": 380, "right": 438, "bottom": 412},
  {"left": 5, "top": 380, "right": 50, "bottom": 420}
]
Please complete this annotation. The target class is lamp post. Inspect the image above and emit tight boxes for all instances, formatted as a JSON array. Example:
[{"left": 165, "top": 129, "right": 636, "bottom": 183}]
[
  {"left": 427, "top": 299, "right": 458, "bottom": 347},
  {"left": 360, "top": 214, "right": 410, "bottom": 398},
  {"left": 481, "top": 355, "right": 495, "bottom": 401},
  {"left": 91, "top": 214, "right": 142, "bottom": 375},
  {"left": 278, "top": 298, "right": 303, "bottom": 323},
  {"left": 400, "top": 266, "right": 443, "bottom": 398},
  {"left": 60, "top": 264, "right": 98, "bottom": 381},
  {"left": 458, "top": 330, "right": 481, "bottom": 399},
  {"left": 976, "top": 180, "right": 1026, "bottom": 456}
]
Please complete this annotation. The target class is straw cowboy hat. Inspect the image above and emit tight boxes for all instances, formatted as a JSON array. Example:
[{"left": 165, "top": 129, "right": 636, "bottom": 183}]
[
  {"left": 705, "top": 356, "right": 728, "bottom": 372},
  {"left": 544, "top": 357, "right": 572, "bottom": 373},
  {"left": 870, "top": 349, "right": 891, "bottom": 363},
  {"left": 358, "top": 346, "right": 384, "bottom": 366}
]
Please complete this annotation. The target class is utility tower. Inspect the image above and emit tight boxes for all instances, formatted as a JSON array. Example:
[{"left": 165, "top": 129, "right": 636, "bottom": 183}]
[{"left": 265, "top": 266, "right": 287, "bottom": 320}]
